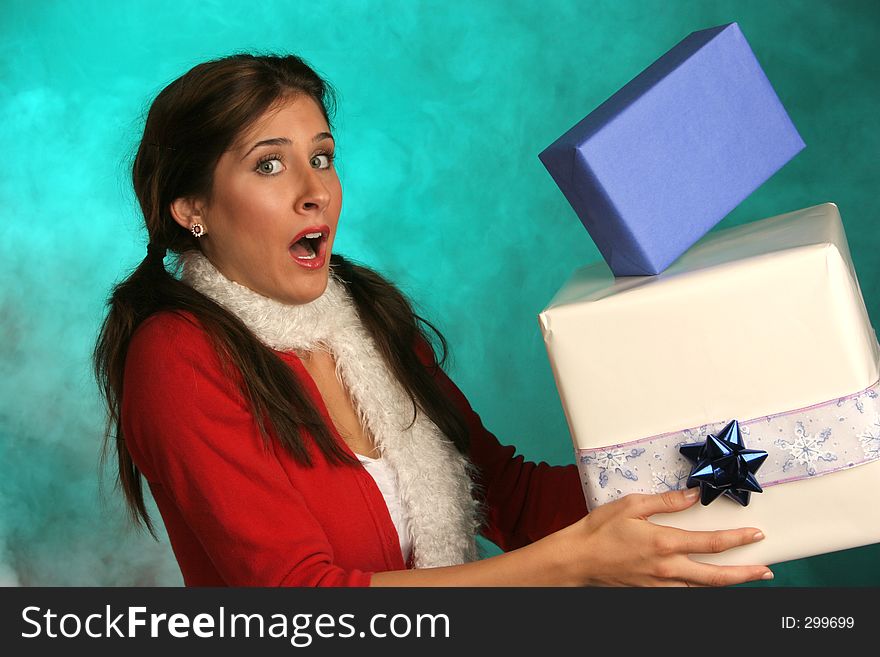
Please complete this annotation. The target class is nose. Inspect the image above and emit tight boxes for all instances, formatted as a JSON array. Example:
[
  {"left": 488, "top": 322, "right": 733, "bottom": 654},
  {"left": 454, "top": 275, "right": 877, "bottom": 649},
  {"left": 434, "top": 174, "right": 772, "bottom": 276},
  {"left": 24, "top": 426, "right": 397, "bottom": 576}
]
[{"left": 296, "top": 166, "right": 331, "bottom": 214}]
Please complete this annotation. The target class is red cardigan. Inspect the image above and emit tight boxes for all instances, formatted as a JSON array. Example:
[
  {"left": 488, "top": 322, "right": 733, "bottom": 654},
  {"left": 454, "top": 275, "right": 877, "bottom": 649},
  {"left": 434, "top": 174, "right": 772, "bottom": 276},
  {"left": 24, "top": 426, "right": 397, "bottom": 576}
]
[{"left": 121, "top": 310, "right": 586, "bottom": 586}]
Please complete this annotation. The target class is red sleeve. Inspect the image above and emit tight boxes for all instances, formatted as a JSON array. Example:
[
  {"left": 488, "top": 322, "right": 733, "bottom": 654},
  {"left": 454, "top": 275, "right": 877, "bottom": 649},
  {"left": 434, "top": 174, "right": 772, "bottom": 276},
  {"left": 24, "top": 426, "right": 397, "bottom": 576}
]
[
  {"left": 413, "top": 336, "right": 588, "bottom": 552},
  {"left": 121, "top": 312, "right": 372, "bottom": 587}
]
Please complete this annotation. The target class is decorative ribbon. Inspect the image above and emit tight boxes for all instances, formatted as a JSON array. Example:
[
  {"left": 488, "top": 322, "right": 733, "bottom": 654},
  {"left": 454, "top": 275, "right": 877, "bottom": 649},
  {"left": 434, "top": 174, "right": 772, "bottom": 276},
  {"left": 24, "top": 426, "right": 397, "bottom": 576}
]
[{"left": 577, "top": 379, "right": 880, "bottom": 508}]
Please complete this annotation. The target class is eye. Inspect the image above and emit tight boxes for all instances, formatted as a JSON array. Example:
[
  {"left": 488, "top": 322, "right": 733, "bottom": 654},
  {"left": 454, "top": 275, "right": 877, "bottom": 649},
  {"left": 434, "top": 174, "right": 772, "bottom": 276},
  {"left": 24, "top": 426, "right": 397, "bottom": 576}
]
[
  {"left": 255, "top": 154, "right": 284, "bottom": 176},
  {"left": 310, "top": 152, "right": 334, "bottom": 169}
]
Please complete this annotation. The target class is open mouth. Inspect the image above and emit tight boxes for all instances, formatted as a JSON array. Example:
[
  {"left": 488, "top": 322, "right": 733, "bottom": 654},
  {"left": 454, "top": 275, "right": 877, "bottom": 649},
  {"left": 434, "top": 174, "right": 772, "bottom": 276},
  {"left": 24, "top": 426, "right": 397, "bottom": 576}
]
[
  {"left": 290, "top": 234, "right": 323, "bottom": 259},
  {"left": 289, "top": 226, "right": 329, "bottom": 261}
]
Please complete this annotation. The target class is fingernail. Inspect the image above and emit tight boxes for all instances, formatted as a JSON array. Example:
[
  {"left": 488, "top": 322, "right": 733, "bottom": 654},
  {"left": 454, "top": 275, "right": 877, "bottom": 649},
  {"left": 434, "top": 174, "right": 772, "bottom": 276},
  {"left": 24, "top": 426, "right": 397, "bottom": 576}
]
[
  {"left": 762, "top": 570, "right": 774, "bottom": 580},
  {"left": 684, "top": 488, "right": 700, "bottom": 500},
  {"left": 752, "top": 531, "right": 765, "bottom": 541}
]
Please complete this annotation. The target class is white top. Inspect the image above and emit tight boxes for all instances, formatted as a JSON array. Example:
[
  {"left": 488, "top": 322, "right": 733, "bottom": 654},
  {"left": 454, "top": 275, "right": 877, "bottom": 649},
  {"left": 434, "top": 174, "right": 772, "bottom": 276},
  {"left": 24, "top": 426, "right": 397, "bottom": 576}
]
[{"left": 356, "top": 453, "right": 413, "bottom": 564}]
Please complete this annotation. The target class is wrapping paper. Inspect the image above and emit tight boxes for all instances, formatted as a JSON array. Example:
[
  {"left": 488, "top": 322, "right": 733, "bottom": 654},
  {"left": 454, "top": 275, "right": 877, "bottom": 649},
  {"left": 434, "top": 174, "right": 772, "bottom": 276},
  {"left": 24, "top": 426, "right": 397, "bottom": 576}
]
[
  {"left": 538, "top": 203, "right": 880, "bottom": 565},
  {"left": 538, "top": 22, "right": 804, "bottom": 276}
]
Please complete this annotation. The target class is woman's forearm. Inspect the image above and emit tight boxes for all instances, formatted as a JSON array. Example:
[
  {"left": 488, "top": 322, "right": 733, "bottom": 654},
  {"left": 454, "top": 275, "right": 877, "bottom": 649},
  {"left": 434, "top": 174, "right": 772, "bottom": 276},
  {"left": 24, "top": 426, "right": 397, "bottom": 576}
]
[
  {"left": 370, "top": 529, "right": 577, "bottom": 587},
  {"left": 370, "top": 490, "right": 774, "bottom": 588}
]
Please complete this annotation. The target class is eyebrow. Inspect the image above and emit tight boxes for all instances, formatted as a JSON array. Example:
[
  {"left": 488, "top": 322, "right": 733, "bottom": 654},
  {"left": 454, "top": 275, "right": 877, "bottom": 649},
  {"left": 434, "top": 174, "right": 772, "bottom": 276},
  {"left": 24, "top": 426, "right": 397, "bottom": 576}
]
[{"left": 240, "top": 132, "right": 334, "bottom": 160}]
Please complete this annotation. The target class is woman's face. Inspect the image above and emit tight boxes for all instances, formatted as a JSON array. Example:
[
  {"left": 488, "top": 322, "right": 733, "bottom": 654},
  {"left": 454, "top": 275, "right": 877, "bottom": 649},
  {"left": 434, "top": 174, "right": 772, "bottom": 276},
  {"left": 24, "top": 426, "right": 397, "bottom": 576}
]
[{"left": 184, "top": 94, "right": 342, "bottom": 305}]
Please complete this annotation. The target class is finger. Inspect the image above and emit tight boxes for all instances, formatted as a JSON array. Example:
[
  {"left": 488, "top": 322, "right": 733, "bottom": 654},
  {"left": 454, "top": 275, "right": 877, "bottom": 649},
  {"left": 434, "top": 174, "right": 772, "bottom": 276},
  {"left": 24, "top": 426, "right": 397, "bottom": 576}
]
[
  {"left": 626, "top": 488, "right": 701, "bottom": 518},
  {"left": 674, "top": 559, "right": 774, "bottom": 587},
  {"left": 661, "top": 525, "right": 766, "bottom": 555}
]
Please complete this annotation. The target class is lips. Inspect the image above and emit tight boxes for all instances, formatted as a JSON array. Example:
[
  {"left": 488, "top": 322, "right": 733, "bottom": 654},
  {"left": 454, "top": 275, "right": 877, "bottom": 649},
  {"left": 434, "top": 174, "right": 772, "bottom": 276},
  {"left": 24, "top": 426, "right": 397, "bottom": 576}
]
[{"left": 289, "top": 224, "right": 330, "bottom": 270}]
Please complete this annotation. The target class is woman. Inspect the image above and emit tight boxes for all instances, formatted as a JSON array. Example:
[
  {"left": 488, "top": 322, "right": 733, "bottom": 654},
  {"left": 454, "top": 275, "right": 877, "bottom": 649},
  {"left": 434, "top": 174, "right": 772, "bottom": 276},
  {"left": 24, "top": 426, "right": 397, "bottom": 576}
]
[{"left": 93, "top": 53, "right": 772, "bottom": 586}]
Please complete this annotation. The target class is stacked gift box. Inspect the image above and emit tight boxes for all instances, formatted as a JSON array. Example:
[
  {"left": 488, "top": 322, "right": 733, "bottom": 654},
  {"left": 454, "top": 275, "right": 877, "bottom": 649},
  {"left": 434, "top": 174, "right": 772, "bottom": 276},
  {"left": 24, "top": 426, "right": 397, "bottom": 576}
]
[{"left": 537, "top": 22, "right": 880, "bottom": 566}]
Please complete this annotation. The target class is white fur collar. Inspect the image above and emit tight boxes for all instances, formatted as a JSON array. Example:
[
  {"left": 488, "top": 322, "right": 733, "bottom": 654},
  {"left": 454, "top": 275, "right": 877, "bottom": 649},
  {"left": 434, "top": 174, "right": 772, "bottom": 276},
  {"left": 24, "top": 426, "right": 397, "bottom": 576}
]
[{"left": 179, "top": 250, "right": 481, "bottom": 568}]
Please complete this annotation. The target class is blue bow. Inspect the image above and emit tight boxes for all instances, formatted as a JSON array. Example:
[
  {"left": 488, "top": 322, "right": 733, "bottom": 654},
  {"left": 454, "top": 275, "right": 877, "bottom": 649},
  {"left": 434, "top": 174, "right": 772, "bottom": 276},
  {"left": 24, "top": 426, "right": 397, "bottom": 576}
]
[{"left": 679, "top": 420, "right": 768, "bottom": 506}]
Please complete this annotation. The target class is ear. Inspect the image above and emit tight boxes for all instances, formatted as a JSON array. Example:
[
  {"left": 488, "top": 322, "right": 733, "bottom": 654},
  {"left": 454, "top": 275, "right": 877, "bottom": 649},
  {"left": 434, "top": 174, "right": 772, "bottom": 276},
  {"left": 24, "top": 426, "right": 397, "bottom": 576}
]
[{"left": 169, "top": 196, "right": 207, "bottom": 232}]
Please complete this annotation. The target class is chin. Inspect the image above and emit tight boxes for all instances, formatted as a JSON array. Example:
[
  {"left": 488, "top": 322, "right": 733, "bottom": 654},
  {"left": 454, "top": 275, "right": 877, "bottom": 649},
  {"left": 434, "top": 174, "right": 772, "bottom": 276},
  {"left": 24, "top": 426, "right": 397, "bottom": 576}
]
[{"left": 280, "top": 278, "right": 328, "bottom": 306}]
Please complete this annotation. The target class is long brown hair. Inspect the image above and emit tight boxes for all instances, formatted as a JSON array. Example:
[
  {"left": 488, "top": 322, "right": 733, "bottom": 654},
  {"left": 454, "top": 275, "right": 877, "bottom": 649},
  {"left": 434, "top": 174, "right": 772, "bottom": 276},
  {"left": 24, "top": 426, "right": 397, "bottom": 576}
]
[{"left": 93, "top": 53, "right": 470, "bottom": 538}]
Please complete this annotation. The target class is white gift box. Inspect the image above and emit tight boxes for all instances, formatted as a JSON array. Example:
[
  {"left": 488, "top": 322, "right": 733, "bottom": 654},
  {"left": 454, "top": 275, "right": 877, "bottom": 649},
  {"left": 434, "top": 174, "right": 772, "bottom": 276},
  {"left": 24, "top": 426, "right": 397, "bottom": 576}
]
[{"left": 538, "top": 203, "right": 880, "bottom": 565}]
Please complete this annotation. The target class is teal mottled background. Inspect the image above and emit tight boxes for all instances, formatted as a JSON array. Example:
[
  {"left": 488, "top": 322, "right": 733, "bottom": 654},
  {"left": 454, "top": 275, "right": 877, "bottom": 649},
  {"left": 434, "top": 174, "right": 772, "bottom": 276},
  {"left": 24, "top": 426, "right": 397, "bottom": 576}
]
[{"left": 1, "top": 0, "right": 878, "bottom": 586}]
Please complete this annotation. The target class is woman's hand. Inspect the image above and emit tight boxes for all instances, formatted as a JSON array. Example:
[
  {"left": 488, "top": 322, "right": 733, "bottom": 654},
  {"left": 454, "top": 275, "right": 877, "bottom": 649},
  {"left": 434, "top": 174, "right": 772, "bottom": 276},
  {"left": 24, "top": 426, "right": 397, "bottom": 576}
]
[{"left": 552, "top": 487, "right": 772, "bottom": 587}]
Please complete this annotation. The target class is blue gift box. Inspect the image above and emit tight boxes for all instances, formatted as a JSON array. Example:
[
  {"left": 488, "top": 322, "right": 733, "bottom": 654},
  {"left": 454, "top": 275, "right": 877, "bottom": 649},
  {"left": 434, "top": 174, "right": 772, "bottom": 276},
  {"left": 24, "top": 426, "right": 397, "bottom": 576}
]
[{"left": 539, "top": 22, "right": 805, "bottom": 276}]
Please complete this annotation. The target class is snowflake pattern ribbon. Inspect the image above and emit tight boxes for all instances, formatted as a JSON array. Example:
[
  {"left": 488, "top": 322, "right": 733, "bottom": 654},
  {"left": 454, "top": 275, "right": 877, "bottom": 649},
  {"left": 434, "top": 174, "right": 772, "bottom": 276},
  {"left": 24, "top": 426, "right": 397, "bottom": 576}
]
[{"left": 577, "top": 379, "right": 880, "bottom": 508}]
